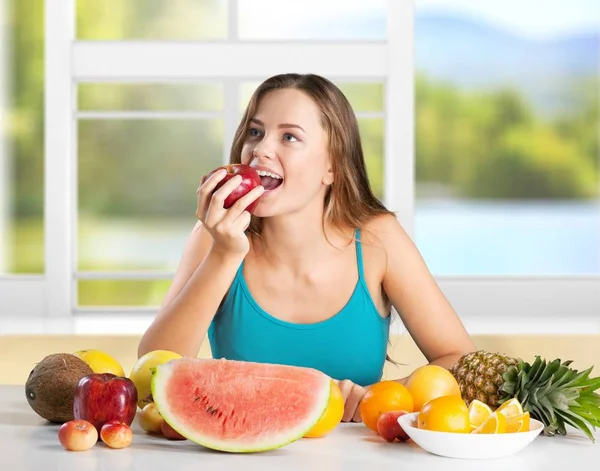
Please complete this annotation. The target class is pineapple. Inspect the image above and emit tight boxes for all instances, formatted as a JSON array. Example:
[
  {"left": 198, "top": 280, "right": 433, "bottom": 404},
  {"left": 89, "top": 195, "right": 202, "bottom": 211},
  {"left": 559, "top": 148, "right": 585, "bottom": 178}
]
[{"left": 451, "top": 350, "right": 600, "bottom": 442}]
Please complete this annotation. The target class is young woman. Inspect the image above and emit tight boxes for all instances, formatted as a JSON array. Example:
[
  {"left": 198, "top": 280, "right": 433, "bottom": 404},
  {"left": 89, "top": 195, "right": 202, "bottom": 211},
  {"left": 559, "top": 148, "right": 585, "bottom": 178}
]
[{"left": 138, "top": 73, "right": 476, "bottom": 422}]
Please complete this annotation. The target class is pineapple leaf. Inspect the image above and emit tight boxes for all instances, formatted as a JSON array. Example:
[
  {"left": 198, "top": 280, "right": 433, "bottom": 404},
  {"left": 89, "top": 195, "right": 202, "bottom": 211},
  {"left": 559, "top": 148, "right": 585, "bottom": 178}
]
[
  {"left": 529, "top": 357, "right": 545, "bottom": 382},
  {"left": 581, "top": 376, "right": 600, "bottom": 393},
  {"left": 577, "top": 393, "right": 600, "bottom": 408},
  {"left": 569, "top": 407, "right": 600, "bottom": 427},
  {"left": 547, "top": 365, "right": 579, "bottom": 393},
  {"left": 548, "top": 389, "right": 577, "bottom": 410},
  {"left": 562, "top": 366, "right": 593, "bottom": 389},
  {"left": 556, "top": 420, "right": 567, "bottom": 436},
  {"left": 538, "top": 358, "right": 563, "bottom": 384},
  {"left": 556, "top": 409, "right": 596, "bottom": 442},
  {"left": 540, "top": 396, "right": 558, "bottom": 422},
  {"left": 536, "top": 375, "right": 555, "bottom": 397}
]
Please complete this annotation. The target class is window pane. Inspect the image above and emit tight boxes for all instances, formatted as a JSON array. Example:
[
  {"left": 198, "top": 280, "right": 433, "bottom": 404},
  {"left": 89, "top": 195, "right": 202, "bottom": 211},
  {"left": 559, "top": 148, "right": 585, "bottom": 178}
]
[
  {"left": 78, "top": 279, "right": 171, "bottom": 307},
  {"left": 76, "top": 0, "right": 227, "bottom": 40},
  {"left": 238, "top": 0, "right": 386, "bottom": 40},
  {"left": 78, "top": 119, "right": 223, "bottom": 271},
  {"left": 359, "top": 119, "right": 384, "bottom": 201},
  {"left": 337, "top": 83, "right": 384, "bottom": 112},
  {"left": 415, "top": 1, "right": 600, "bottom": 275},
  {"left": 78, "top": 83, "right": 224, "bottom": 112},
  {"left": 1, "top": 0, "right": 44, "bottom": 275}
]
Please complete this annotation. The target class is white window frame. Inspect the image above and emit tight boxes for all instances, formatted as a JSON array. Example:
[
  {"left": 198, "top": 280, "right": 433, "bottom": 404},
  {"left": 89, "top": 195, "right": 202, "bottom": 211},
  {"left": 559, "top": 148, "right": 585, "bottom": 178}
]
[{"left": 1, "top": 0, "right": 598, "bottom": 322}]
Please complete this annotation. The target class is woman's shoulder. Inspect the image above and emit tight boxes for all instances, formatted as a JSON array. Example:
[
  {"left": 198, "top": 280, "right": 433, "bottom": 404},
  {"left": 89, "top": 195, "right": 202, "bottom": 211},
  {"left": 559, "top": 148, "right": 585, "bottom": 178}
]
[{"left": 360, "top": 213, "right": 406, "bottom": 248}]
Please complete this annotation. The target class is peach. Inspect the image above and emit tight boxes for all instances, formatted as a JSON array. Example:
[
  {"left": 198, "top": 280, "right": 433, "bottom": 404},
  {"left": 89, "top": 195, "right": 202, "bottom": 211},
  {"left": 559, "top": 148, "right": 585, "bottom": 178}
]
[
  {"left": 100, "top": 421, "right": 133, "bottom": 449},
  {"left": 58, "top": 419, "right": 98, "bottom": 451}
]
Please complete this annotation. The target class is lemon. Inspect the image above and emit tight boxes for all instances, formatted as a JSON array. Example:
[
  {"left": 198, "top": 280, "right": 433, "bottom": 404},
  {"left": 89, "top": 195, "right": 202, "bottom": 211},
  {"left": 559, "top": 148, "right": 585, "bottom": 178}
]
[
  {"left": 304, "top": 380, "right": 344, "bottom": 438},
  {"left": 468, "top": 399, "right": 492, "bottom": 430},
  {"left": 129, "top": 350, "right": 182, "bottom": 409},
  {"left": 471, "top": 411, "right": 507, "bottom": 434},
  {"left": 74, "top": 349, "right": 125, "bottom": 377}
]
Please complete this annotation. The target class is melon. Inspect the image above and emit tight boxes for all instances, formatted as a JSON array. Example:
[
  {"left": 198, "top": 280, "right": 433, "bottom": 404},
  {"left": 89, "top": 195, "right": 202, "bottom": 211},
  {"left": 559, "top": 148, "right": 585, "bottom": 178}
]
[{"left": 151, "top": 357, "right": 332, "bottom": 453}]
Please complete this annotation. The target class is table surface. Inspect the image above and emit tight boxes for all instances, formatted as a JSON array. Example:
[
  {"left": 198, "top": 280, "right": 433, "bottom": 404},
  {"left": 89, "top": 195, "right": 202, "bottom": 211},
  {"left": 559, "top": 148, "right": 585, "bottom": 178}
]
[{"left": 1, "top": 385, "right": 598, "bottom": 471}]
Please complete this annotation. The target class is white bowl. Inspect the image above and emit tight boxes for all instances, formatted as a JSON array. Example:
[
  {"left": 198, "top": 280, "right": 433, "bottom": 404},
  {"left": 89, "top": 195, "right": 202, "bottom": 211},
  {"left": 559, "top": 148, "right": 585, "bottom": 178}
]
[{"left": 398, "top": 412, "right": 544, "bottom": 460}]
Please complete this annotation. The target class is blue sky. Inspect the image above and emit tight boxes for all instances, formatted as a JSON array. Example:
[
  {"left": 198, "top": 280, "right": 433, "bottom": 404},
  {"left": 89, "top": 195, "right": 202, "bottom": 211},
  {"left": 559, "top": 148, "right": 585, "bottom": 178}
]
[
  {"left": 417, "top": 0, "right": 600, "bottom": 38},
  {"left": 239, "top": 0, "right": 599, "bottom": 40}
]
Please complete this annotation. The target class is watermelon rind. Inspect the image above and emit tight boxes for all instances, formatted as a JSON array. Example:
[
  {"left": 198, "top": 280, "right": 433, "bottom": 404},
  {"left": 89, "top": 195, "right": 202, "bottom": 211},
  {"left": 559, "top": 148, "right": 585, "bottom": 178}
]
[{"left": 150, "top": 358, "right": 331, "bottom": 453}]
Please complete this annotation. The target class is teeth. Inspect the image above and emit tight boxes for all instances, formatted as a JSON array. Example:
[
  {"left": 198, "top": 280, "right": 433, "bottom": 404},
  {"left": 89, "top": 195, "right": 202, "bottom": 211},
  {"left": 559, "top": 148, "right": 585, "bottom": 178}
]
[{"left": 256, "top": 170, "right": 282, "bottom": 179}]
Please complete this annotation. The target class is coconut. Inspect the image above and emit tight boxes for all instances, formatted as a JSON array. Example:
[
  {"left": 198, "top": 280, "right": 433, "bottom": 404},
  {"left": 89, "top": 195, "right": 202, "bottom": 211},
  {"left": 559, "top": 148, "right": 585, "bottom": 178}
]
[{"left": 25, "top": 353, "right": 94, "bottom": 423}]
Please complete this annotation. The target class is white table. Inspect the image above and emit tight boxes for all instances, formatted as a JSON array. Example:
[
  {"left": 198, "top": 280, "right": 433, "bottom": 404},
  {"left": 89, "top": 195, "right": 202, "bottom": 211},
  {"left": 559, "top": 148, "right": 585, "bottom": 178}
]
[{"left": 1, "top": 385, "right": 598, "bottom": 470}]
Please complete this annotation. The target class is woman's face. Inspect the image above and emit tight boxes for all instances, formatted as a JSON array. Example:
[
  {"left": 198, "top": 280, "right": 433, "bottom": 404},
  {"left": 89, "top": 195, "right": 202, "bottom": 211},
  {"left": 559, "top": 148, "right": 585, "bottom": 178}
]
[{"left": 241, "top": 88, "right": 333, "bottom": 218}]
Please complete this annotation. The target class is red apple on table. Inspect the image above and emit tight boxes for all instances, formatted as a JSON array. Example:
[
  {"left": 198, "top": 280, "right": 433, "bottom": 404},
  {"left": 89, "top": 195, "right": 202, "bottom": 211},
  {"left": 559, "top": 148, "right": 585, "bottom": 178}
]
[
  {"left": 376, "top": 410, "right": 410, "bottom": 442},
  {"left": 58, "top": 419, "right": 98, "bottom": 451},
  {"left": 161, "top": 420, "right": 187, "bottom": 440},
  {"left": 100, "top": 421, "right": 133, "bottom": 449},
  {"left": 73, "top": 373, "right": 138, "bottom": 434},
  {"left": 201, "top": 164, "right": 262, "bottom": 213}
]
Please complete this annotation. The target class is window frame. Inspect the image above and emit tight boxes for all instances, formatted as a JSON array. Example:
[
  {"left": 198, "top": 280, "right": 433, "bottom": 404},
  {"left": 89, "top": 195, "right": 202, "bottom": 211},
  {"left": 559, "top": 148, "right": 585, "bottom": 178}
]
[{"left": 2, "top": 0, "right": 598, "bottom": 321}]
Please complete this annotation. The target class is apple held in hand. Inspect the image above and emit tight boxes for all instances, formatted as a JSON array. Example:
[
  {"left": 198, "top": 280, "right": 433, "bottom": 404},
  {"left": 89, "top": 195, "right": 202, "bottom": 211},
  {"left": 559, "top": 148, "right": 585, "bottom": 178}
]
[
  {"left": 73, "top": 373, "right": 138, "bottom": 433},
  {"left": 201, "top": 164, "right": 262, "bottom": 213},
  {"left": 58, "top": 419, "right": 98, "bottom": 451}
]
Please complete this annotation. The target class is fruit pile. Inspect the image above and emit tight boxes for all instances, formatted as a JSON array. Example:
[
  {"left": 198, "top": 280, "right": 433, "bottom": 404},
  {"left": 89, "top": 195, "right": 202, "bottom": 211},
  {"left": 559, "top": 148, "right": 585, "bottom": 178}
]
[
  {"left": 360, "top": 364, "right": 534, "bottom": 442},
  {"left": 25, "top": 350, "right": 346, "bottom": 453},
  {"left": 25, "top": 348, "right": 184, "bottom": 451}
]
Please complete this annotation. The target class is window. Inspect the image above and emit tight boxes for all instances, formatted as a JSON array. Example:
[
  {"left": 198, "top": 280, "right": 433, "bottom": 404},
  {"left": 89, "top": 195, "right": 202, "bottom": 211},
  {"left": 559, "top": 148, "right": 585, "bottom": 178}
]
[
  {"left": 2, "top": 0, "right": 598, "bottom": 322},
  {"left": 0, "top": 0, "right": 45, "bottom": 316},
  {"left": 414, "top": 0, "right": 600, "bottom": 276}
]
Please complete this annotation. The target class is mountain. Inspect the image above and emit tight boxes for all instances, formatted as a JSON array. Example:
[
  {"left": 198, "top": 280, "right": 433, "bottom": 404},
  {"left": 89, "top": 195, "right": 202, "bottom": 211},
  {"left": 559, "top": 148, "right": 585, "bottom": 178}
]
[{"left": 414, "top": 12, "right": 599, "bottom": 115}]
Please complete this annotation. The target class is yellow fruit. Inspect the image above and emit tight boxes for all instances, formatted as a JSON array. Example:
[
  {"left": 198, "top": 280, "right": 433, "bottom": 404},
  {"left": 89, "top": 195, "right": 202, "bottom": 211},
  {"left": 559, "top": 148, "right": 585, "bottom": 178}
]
[
  {"left": 138, "top": 403, "right": 164, "bottom": 434},
  {"left": 360, "top": 381, "right": 414, "bottom": 433},
  {"left": 129, "top": 350, "right": 182, "bottom": 409},
  {"left": 506, "top": 412, "right": 530, "bottom": 433},
  {"left": 468, "top": 399, "right": 492, "bottom": 429},
  {"left": 472, "top": 411, "right": 507, "bottom": 434},
  {"left": 417, "top": 395, "right": 470, "bottom": 433},
  {"left": 496, "top": 398, "right": 523, "bottom": 419},
  {"left": 405, "top": 365, "right": 462, "bottom": 411},
  {"left": 74, "top": 349, "right": 125, "bottom": 377},
  {"left": 304, "top": 380, "right": 345, "bottom": 438}
]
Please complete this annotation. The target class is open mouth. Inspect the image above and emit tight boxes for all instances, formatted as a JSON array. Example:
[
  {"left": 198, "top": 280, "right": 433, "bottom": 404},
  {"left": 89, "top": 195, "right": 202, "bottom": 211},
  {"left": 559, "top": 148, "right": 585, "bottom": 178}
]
[{"left": 256, "top": 169, "right": 283, "bottom": 191}]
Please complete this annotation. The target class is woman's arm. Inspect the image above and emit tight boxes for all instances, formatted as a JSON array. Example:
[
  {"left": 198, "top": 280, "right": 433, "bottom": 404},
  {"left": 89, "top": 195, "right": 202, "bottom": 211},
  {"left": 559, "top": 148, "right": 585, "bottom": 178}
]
[
  {"left": 137, "top": 222, "right": 244, "bottom": 358},
  {"left": 370, "top": 214, "right": 477, "bottom": 380}
]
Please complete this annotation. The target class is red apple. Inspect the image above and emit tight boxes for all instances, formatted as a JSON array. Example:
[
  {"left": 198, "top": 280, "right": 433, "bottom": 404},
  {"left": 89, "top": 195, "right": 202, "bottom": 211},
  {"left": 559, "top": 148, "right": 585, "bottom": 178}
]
[
  {"left": 73, "top": 373, "right": 138, "bottom": 433},
  {"left": 100, "top": 421, "right": 133, "bottom": 449},
  {"left": 58, "top": 419, "right": 98, "bottom": 451},
  {"left": 376, "top": 410, "right": 410, "bottom": 442},
  {"left": 201, "top": 164, "right": 262, "bottom": 213},
  {"left": 138, "top": 403, "right": 164, "bottom": 435},
  {"left": 161, "top": 420, "right": 187, "bottom": 440}
]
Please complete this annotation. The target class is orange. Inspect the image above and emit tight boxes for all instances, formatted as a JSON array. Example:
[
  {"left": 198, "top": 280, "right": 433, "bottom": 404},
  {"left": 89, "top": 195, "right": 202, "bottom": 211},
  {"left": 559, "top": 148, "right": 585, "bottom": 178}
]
[
  {"left": 472, "top": 411, "right": 507, "bottom": 434},
  {"left": 360, "top": 381, "right": 414, "bottom": 433},
  {"left": 304, "top": 380, "right": 345, "bottom": 438},
  {"left": 405, "top": 365, "right": 462, "bottom": 411},
  {"left": 417, "top": 395, "right": 470, "bottom": 433}
]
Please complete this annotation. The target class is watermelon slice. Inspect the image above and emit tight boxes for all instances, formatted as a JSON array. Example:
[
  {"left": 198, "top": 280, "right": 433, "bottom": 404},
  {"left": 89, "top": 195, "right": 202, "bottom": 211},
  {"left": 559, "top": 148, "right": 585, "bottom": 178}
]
[{"left": 150, "top": 357, "right": 332, "bottom": 453}]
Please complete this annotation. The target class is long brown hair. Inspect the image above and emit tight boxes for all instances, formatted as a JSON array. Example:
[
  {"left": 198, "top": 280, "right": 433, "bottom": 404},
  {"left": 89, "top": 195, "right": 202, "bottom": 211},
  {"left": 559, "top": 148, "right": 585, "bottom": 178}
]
[{"left": 229, "top": 73, "right": 394, "bottom": 236}]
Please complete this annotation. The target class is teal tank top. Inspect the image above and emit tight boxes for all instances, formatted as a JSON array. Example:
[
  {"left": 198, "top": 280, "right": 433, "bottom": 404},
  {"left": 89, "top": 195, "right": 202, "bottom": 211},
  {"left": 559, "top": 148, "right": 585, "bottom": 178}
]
[{"left": 208, "top": 229, "right": 390, "bottom": 387}]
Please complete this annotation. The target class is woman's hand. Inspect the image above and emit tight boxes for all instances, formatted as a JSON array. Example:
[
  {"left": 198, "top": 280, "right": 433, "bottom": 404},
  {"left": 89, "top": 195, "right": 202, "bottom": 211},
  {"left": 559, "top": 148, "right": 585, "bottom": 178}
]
[
  {"left": 335, "top": 379, "right": 367, "bottom": 423},
  {"left": 196, "top": 169, "right": 264, "bottom": 256}
]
